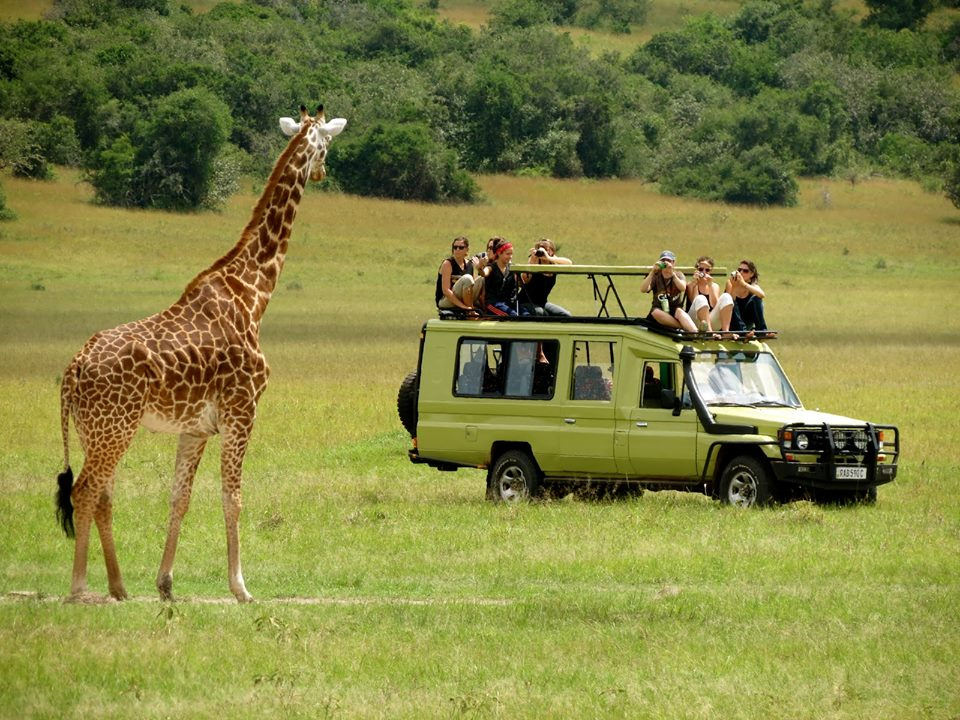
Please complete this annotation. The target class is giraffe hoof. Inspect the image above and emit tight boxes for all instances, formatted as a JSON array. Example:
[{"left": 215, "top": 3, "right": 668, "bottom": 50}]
[
  {"left": 157, "top": 574, "right": 174, "bottom": 601},
  {"left": 109, "top": 587, "right": 129, "bottom": 601}
]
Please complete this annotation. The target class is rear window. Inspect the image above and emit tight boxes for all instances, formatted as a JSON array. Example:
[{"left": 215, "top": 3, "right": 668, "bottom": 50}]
[{"left": 455, "top": 339, "right": 559, "bottom": 399}]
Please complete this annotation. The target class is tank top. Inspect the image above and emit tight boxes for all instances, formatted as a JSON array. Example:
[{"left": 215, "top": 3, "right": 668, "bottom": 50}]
[{"left": 435, "top": 256, "right": 474, "bottom": 306}]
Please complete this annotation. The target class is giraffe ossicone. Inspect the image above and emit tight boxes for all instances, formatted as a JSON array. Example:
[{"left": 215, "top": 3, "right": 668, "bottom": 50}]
[{"left": 55, "top": 104, "right": 346, "bottom": 603}]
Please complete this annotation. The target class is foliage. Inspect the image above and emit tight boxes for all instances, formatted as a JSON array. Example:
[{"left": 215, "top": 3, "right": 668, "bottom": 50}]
[
  {"left": 0, "top": 181, "right": 14, "bottom": 220},
  {"left": 0, "top": 0, "right": 957, "bottom": 208},
  {"left": 328, "top": 121, "right": 479, "bottom": 202},
  {"left": 0, "top": 118, "right": 53, "bottom": 179},
  {"left": 88, "top": 87, "right": 233, "bottom": 209},
  {"left": 946, "top": 161, "right": 960, "bottom": 208},
  {"left": 862, "top": 0, "right": 935, "bottom": 30}
]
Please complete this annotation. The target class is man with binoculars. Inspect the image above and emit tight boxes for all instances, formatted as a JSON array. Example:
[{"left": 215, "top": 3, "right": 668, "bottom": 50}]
[{"left": 640, "top": 250, "right": 698, "bottom": 332}]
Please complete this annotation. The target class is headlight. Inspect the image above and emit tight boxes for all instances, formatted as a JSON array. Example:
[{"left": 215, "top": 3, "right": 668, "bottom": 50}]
[{"left": 796, "top": 433, "right": 809, "bottom": 451}]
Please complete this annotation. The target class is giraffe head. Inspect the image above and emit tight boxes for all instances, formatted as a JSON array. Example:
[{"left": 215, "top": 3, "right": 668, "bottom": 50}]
[{"left": 278, "top": 104, "right": 346, "bottom": 182}]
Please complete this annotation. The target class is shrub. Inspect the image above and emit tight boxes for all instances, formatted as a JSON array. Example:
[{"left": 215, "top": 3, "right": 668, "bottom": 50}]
[
  {"left": 0, "top": 119, "right": 53, "bottom": 180},
  {"left": 328, "top": 121, "right": 479, "bottom": 203},
  {"left": 0, "top": 182, "right": 15, "bottom": 221},
  {"left": 660, "top": 144, "right": 798, "bottom": 206},
  {"left": 946, "top": 162, "right": 960, "bottom": 209}
]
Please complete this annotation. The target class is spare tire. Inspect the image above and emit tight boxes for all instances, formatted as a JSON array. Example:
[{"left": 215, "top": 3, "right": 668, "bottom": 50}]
[{"left": 397, "top": 370, "right": 419, "bottom": 437}]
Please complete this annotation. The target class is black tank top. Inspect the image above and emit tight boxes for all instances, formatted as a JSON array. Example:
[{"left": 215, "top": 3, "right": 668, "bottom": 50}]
[{"left": 435, "top": 256, "right": 474, "bottom": 306}]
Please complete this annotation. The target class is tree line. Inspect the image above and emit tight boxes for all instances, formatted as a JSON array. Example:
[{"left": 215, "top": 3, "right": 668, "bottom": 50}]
[{"left": 0, "top": 0, "right": 959, "bottom": 212}]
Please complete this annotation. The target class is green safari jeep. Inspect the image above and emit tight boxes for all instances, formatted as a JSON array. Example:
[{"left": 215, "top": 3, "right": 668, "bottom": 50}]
[{"left": 398, "top": 265, "right": 899, "bottom": 507}]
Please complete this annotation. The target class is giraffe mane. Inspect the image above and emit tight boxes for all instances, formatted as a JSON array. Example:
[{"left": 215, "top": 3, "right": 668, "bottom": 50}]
[{"left": 178, "top": 119, "right": 314, "bottom": 300}]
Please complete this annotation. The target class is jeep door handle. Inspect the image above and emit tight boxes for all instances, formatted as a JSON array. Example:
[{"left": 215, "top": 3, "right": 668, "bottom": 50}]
[
  {"left": 635, "top": 422, "right": 648, "bottom": 428},
  {"left": 564, "top": 418, "right": 576, "bottom": 424}
]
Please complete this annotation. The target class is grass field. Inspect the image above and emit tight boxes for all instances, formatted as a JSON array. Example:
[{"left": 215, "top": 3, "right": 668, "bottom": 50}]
[{"left": 0, "top": 166, "right": 958, "bottom": 719}]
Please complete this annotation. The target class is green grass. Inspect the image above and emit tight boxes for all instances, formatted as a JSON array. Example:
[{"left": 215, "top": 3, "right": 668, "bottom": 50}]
[{"left": 0, "top": 167, "right": 959, "bottom": 718}]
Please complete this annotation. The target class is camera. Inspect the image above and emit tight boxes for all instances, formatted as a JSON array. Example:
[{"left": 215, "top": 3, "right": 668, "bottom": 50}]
[
  {"left": 535, "top": 248, "right": 547, "bottom": 257},
  {"left": 657, "top": 261, "right": 668, "bottom": 270},
  {"left": 730, "top": 270, "right": 738, "bottom": 278}
]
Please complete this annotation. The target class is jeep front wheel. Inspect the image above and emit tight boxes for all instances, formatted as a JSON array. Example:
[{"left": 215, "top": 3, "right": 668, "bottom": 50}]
[
  {"left": 488, "top": 450, "right": 541, "bottom": 503},
  {"left": 719, "top": 455, "right": 774, "bottom": 508}
]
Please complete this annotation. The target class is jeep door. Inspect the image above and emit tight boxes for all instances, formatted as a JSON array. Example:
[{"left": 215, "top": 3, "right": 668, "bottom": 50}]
[
  {"left": 555, "top": 339, "right": 620, "bottom": 475},
  {"left": 626, "top": 359, "right": 699, "bottom": 479}
]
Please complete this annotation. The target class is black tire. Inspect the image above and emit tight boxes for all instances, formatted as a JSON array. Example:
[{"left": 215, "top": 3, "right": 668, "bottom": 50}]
[
  {"left": 719, "top": 455, "right": 775, "bottom": 508},
  {"left": 397, "top": 370, "right": 418, "bottom": 437},
  {"left": 487, "top": 450, "right": 541, "bottom": 503}
]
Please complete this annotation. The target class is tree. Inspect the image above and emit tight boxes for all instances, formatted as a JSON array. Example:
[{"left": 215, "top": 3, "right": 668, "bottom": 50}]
[
  {"left": 329, "top": 121, "right": 479, "bottom": 202},
  {"left": 863, "top": 0, "right": 934, "bottom": 30}
]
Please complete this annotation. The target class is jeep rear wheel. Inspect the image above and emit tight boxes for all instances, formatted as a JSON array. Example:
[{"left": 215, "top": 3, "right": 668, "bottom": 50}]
[
  {"left": 488, "top": 450, "right": 541, "bottom": 503},
  {"left": 397, "top": 370, "right": 418, "bottom": 437},
  {"left": 719, "top": 455, "right": 774, "bottom": 508}
]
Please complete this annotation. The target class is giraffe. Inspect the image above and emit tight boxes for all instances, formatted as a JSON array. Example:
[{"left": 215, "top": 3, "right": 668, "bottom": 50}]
[{"left": 55, "top": 104, "right": 346, "bottom": 603}]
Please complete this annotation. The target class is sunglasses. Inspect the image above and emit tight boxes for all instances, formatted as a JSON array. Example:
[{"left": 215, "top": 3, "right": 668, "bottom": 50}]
[
  {"left": 452, "top": 244, "right": 468, "bottom": 250},
  {"left": 738, "top": 266, "right": 751, "bottom": 273},
  {"left": 697, "top": 266, "right": 712, "bottom": 273}
]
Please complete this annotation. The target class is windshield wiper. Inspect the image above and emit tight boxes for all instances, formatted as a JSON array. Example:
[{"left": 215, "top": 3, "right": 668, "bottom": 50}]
[
  {"left": 751, "top": 400, "right": 798, "bottom": 407},
  {"left": 707, "top": 401, "right": 754, "bottom": 407}
]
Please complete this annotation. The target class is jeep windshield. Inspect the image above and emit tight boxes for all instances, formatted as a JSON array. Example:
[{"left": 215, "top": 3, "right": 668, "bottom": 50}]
[{"left": 688, "top": 351, "right": 801, "bottom": 408}]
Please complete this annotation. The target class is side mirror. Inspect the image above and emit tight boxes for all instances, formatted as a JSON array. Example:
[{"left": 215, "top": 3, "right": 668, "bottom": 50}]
[{"left": 660, "top": 388, "right": 676, "bottom": 410}]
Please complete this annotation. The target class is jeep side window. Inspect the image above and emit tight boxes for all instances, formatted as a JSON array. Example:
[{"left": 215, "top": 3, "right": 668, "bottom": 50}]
[
  {"left": 505, "top": 341, "right": 559, "bottom": 399},
  {"left": 641, "top": 361, "right": 678, "bottom": 409},
  {"left": 571, "top": 340, "right": 615, "bottom": 401},
  {"left": 456, "top": 339, "right": 558, "bottom": 399},
  {"left": 455, "top": 340, "right": 502, "bottom": 396}
]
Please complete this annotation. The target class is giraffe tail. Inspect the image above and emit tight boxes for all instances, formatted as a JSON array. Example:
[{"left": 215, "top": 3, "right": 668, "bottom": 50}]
[{"left": 56, "top": 359, "right": 79, "bottom": 539}]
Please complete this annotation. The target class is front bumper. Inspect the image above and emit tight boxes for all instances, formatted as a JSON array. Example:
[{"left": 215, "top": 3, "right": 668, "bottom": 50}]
[{"left": 770, "top": 460, "right": 898, "bottom": 490}]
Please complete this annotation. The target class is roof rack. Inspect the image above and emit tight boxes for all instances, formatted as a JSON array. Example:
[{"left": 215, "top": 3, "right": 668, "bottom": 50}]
[
  {"left": 439, "top": 263, "right": 776, "bottom": 341},
  {"left": 511, "top": 263, "right": 728, "bottom": 319}
]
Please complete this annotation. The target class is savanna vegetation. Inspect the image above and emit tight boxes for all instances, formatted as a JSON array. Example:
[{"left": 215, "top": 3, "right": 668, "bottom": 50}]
[
  {"left": 1, "top": 0, "right": 959, "bottom": 208},
  {"left": 0, "top": 164, "right": 958, "bottom": 717}
]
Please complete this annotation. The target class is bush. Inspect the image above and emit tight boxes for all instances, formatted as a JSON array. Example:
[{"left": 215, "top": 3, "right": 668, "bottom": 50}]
[
  {"left": 0, "top": 182, "right": 16, "bottom": 221},
  {"left": 88, "top": 88, "right": 233, "bottom": 209},
  {"left": 660, "top": 144, "right": 798, "bottom": 206},
  {"left": 0, "top": 119, "right": 53, "bottom": 180},
  {"left": 328, "top": 121, "right": 479, "bottom": 203},
  {"left": 946, "top": 162, "right": 960, "bottom": 209}
]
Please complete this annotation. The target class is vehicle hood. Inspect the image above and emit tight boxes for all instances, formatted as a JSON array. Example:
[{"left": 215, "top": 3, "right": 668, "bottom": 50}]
[{"left": 710, "top": 406, "right": 870, "bottom": 436}]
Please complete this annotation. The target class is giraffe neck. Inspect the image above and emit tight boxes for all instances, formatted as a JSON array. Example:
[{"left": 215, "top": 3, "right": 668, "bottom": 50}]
[{"left": 180, "top": 130, "right": 313, "bottom": 328}]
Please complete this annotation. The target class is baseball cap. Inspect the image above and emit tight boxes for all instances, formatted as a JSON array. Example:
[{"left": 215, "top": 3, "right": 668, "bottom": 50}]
[{"left": 659, "top": 250, "right": 676, "bottom": 262}]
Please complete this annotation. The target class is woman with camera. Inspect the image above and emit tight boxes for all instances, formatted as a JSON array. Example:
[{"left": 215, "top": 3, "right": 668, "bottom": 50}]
[
  {"left": 483, "top": 237, "right": 527, "bottom": 317},
  {"left": 435, "top": 236, "right": 483, "bottom": 317},
  {"left": 519, "top": 238, "right": 572, "bottom": 316},
  {"left": 686, "top": 255, "right": 734, "bottom": 333},
  {"left": 641, "top": 250, "right": 698, "bottom": 332},
  {"left": 725, "top": 258, "right": 769, "bottom": 334}
]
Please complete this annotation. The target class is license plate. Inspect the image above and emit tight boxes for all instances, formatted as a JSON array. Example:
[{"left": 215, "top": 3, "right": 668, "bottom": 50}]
[{"left": 836, "top": 466, "right": 867, "bottom": 480}]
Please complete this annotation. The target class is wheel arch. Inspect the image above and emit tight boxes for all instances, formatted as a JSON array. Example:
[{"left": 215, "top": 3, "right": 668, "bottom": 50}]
[
  {"left": 708, "top": 443, "right": 774, "bottom": 497},
  {"left": 489, "top": 440, "right": 539, "bottom": 471}
]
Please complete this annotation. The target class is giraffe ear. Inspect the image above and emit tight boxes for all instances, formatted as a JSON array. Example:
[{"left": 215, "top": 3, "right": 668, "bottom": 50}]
[
  {"left": 321, "top": 118, "right": 347, "bottom": 138},
  {"left": 279, "top": 117, "right": 301, "bottom": 136}
]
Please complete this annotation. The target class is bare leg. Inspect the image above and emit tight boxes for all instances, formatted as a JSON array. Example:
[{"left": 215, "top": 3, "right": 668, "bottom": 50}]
[
  {"left": 157, "top": 433, "right": 208, "bottom": 601},
  {"left": 220, "top": 419, "right": 254, "bottom": 603},
  {"left": 674, "top": 308, "right": 698, "bottom": 333},
  {"left": 650, "top": 308, "right": 681, "bottom": 328}
]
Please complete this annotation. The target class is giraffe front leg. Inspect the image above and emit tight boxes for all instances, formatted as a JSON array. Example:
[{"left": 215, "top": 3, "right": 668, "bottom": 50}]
[
  {"left": 157, "top": 433, "right": 208, "bottom": 601},
  {"left": 220, "top": 420, "right": 254, "bottom": 603}
]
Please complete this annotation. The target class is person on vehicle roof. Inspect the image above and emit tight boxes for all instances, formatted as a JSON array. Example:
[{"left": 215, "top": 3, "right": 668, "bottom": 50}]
[
  {"left": 484, "top": 237, "right": 529, "bottom": 317},
  {"left": 436, "top": 236, "right": 483, "bottom": 318},
  {"left": 641, "top": 250, "right": 698, "bottom": 332},
  {"left": 685, "top": 255, "right": 734, "bottom": 333},
  {"left": 726, "top": 258, "right": 770, "bottom": 335},
  {"left": 519, "top": 238, "right": 573, "bottom": 317}
]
